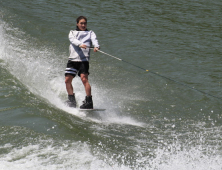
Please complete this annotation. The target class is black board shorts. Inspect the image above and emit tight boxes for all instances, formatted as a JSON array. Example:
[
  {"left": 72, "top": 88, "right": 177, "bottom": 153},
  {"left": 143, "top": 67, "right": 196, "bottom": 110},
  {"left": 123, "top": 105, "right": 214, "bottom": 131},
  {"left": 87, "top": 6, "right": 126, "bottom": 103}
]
[{"left": 65, "top": 61, "right": 89, "bottom": 77}]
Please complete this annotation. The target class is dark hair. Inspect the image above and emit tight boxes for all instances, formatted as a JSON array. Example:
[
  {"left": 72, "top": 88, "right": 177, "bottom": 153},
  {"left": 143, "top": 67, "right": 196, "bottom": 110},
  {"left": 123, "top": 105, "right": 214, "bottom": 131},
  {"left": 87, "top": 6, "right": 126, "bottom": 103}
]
[{"left": 76, "top": 16, "right": 87, "bottom": 23}]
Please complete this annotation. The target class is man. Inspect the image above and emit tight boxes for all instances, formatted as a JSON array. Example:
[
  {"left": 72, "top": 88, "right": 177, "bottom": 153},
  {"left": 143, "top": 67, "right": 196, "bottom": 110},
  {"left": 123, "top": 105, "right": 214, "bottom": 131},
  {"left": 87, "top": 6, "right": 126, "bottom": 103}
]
[{"left": 65, "top": 16, "right": 100, "bottom": 109}]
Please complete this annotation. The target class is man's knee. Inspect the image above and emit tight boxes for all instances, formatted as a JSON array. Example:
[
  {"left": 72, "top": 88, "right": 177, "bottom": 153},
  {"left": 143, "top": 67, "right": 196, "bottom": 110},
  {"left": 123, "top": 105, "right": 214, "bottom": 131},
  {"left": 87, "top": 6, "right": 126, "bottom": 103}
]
[
  {"left": 81, "top": 78, "right": 88, "bottom": 85},
  {"left": 65, "top": 75, "right": 73, "bottom": 84},
  {"left": 81, "top": 74, "right": 88, "bottom": 85}
]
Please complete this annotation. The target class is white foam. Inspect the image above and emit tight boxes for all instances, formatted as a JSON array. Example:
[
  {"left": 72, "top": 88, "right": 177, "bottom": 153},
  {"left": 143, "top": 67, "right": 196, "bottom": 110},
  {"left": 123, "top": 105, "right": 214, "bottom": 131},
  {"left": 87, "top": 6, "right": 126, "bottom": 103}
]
[
  {"left": 0, "top": 140, "right": 131, "bottom": 170},
  {"left": 1, "top": 138, "right": 222, "bottom": 170},
  {"left": 146, "top": 146, "right": 222, "bottom": 170}
]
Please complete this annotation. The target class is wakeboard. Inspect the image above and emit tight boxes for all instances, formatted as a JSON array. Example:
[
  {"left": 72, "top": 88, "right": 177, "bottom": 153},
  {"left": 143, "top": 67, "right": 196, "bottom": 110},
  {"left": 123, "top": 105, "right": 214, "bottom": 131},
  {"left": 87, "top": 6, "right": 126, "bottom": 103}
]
[{"left": 78, "top": 108, "right": 106, "bottom": 112}]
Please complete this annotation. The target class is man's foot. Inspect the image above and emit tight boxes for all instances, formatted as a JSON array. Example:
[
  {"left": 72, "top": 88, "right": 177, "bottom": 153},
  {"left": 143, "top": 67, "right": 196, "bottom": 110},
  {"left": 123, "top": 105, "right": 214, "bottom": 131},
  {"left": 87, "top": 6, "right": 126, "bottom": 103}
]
[
  {"left": 80, "top": 96, "right": 93, "bottom": 109},
  {"left": 65, "top": 94, "right": 76, "bottom": 108}
]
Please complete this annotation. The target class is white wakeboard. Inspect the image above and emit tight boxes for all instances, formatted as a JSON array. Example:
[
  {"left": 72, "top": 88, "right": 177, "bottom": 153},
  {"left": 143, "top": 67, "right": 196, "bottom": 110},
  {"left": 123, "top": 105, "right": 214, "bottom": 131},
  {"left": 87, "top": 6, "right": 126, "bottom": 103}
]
[{"left": 78, "top": 108, "right": 106, "bottom": 112}]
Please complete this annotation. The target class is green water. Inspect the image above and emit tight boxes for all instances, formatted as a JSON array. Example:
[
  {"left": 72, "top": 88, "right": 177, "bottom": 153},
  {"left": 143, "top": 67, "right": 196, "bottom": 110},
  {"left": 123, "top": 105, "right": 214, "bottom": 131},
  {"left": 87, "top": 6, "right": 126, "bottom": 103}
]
[{"left": 0, "top": 0, "right": 221, "bottom": 169}]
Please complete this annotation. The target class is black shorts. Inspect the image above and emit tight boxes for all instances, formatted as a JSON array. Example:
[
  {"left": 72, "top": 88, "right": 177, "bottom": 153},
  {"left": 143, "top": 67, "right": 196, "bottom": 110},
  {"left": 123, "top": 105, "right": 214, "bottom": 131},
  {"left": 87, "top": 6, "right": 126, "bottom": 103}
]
[{"left": 65, "top": 61, "right": 89, "bottom": 77}]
